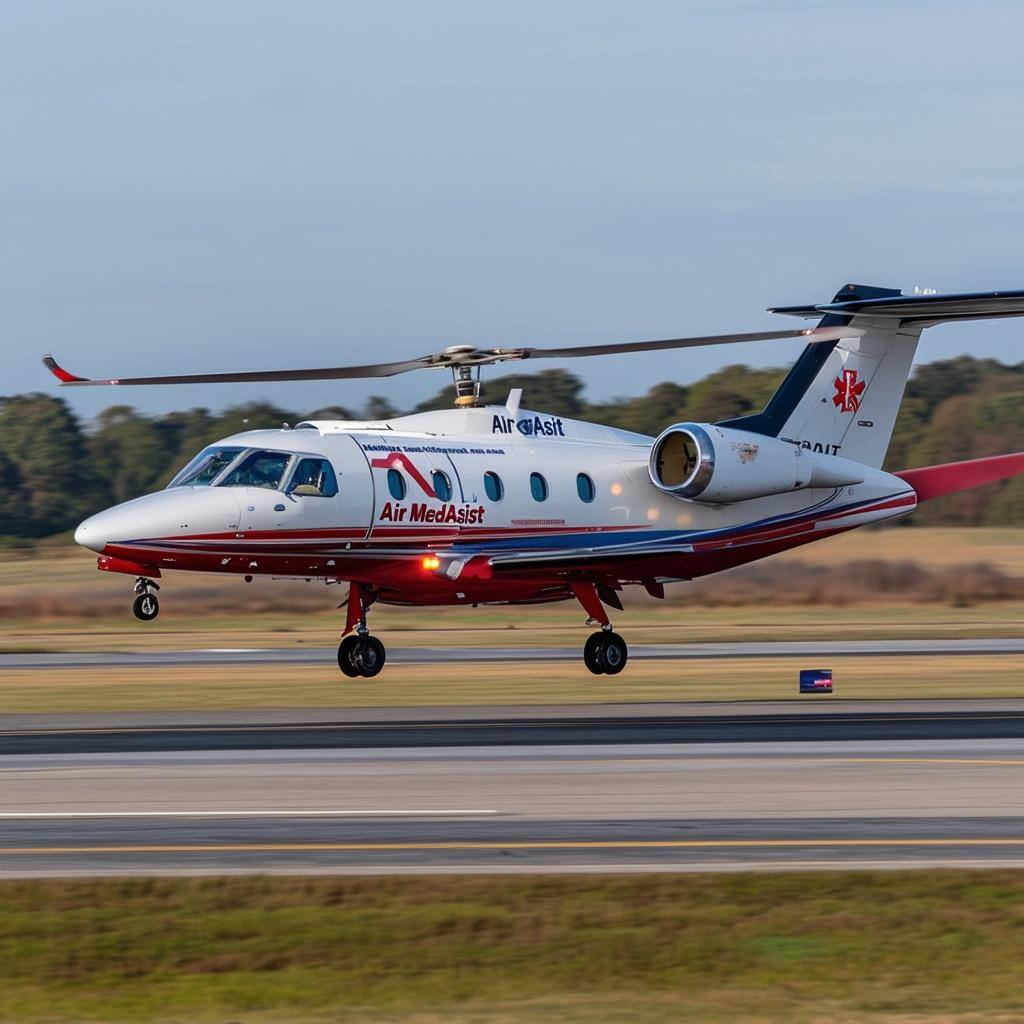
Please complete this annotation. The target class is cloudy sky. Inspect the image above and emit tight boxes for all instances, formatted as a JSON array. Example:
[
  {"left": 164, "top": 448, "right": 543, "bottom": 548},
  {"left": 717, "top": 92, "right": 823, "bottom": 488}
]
[{"left": 3, "top": 0, "right": 1023, "bottom": 420}]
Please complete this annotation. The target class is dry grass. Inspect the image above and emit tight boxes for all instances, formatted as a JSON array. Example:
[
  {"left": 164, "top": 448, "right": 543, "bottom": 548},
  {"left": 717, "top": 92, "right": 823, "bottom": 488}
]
[
  {"left": 4, "top": 872, "right": 1024, "bottom": 1022},
  {"left": 2, "top": 529, "right": 1024, "bottom": 629},
  {"left": 3, "top": 655, "right": 1024, "bottom": 712},
  {"left": 774, "top": 527, "right": 1024, "bottom": 575}
]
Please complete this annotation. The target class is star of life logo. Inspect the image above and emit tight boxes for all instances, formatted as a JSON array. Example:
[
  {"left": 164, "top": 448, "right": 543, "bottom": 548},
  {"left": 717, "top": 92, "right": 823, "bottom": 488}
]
[{"left": 833, "top": 368, "right": 866, "bottom": 414}]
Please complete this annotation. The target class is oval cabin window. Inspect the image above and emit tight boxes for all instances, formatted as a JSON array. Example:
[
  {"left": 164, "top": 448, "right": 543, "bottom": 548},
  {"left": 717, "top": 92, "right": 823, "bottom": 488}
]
[
  {"left": 483, "top": 471, "right": 504, "bottom": 502},
  {"left": 387, "top": 468, "right": 406, "bottom": 500},
  {"left": 432, "top": 470, "right": 452, "bottom": 502},
  {"left": 576, "top": 472, "right": 595, "bottom": 503},
  {"left": 530, "top": 472, "right": 549, "bottom": 502}
]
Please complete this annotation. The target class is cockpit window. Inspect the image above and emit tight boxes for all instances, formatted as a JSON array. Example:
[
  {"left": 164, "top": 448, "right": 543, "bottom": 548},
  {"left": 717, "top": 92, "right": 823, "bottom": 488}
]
[
  {"left": 287, "top": 458, "right": 339, "bottom": 498},
  {"left": 168, "top": 446, "right": 245, "bottom": 488},
  {"left": 219, "top": 450, "right": 293, "bottom": 490}
]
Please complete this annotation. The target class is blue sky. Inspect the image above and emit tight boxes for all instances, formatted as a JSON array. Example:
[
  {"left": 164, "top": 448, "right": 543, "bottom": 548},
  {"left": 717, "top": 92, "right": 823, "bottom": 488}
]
[{"left": 3, "top": 0, "right": 1023, "bottom": 421}]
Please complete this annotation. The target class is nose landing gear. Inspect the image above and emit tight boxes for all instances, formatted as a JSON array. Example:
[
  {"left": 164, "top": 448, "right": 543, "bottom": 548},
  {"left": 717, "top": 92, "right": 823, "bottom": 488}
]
[
  {"left": 337, "top": 582, "right": 387, "bottom": 678},
  {"left": 132, "top": 578, "right": 160, "bottom": 621}
]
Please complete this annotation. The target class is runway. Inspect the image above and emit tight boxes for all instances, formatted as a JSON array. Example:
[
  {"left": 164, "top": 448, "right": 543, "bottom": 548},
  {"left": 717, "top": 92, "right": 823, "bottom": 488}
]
[
  {"left": 3, "top": 636, "right": 1023, "bottom": 669},
  {"left": 5, "top": 701, "right": 1024, "bottom": 755},
  {"left": 3, "top": 700, "right": 1024, "bottom": 876}
]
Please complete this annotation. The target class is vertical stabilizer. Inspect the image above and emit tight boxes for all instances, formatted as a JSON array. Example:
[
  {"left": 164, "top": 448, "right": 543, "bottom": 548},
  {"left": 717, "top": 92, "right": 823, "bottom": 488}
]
[{"left": 722, "top": 284, "right": 920, "bottom": 468}]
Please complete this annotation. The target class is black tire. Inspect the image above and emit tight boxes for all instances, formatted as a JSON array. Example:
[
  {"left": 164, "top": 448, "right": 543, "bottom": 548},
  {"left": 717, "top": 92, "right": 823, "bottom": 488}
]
[
  {"left": 337, "top": 635, "right": 361, "bottom": 677},
  {"left": 354, "top": 635, "right": 386, "bottom": 678},
  {"left": 132, "top": 592, "right": 159, "bottom": 621},
  {"left": 583, "top": 631, "right": 606, "bottom": 675},
  {"left": 599, "top": 632, "right": 628, "bottom": 675}
]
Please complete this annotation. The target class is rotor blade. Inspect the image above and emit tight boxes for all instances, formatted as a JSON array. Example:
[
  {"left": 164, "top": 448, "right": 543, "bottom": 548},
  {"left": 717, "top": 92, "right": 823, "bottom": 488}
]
[
  {"left": 512, "top": 325, "right": 861, "bottom": 360},
  {"left": 42, "top": 354, "right": 437, "bottom": 387},
  {"left": 42, "top": 325, "right": 861, "bottom": 388}
]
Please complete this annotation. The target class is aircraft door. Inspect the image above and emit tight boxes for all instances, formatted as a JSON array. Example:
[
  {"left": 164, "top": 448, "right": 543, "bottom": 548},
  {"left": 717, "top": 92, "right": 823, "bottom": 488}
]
[{"left": 236, "top": 436, "right": 372, "bottom": 538}]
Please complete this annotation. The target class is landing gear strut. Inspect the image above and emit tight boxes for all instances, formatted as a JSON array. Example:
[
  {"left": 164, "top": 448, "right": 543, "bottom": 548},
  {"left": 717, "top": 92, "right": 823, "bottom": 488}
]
[
  {"left": 571, "top": 582, "right": 628, "bottom": 675},
  {"left": 337, "top": 582, "right": 386, "bottom": 678},
  {"left": 132, "top": 577, "right": 160, "bottom": 621}
]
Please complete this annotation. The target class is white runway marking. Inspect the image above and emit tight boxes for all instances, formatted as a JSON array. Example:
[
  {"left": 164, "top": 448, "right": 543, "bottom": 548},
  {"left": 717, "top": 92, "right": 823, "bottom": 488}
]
[{"left": 0, "top": 809, "right": 499, "bottom": 819}]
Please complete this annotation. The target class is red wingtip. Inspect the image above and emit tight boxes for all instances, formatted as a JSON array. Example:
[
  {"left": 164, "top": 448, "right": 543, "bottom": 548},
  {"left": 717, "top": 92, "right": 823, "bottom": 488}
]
[{"left": 42, "top": 355, "right": 86, "bottom": 384}]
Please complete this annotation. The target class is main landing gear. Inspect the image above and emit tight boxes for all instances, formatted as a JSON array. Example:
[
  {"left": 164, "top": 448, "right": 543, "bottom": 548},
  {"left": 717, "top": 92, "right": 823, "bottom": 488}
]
[
  {"left": 571, "top": 582, "right": 629, "bottom": 675},
  {"left": 338, "top": 634, "right": 386, "bottom": 678},
  {"left": 337, "top": 582, "right": 386, "bottom": 678},
  {"left": 583, "top": 629, "right": 628, "bottom": 675},
  {"left": 132, "top": 577, "right": 160, "bottom": 621}
]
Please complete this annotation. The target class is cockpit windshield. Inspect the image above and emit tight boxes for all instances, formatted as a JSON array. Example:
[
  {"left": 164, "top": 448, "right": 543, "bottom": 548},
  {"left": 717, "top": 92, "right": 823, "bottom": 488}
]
[
  {"left": 218, "top": 450, "right": 293, "bottom": 490},
  {"left": 168, "top": 446, "right": 245, "bottom": 488}
]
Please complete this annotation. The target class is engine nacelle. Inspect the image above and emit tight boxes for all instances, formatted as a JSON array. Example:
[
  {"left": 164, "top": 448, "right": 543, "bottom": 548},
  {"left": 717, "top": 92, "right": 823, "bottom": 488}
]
[{"left": 648, "top": 423, "right": 864, "bottom": 504}]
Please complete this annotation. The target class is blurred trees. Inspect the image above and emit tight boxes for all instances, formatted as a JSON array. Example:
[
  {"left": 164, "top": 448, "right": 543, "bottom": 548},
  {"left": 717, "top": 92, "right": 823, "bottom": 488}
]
[{"left": 1, "top": 356, "right": 1022, "bottom": 541}]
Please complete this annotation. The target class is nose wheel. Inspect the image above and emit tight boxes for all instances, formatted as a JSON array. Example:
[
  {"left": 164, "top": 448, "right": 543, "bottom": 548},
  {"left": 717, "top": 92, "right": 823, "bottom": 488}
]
[
  {"left": 337, "top": 634, "right": 386, "bottom": 678},
  {"left": 132, "top": 578, "right": 160, "bottom": 621},
  {"left": 583, "top": 630, "right": 628, "bottom": 675}
]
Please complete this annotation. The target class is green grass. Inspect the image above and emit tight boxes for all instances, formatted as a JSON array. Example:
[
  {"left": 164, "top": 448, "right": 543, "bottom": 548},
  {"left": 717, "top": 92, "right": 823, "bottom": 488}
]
[{"left": 3, "top": 872, "right": 1024, "bottom": 1022}]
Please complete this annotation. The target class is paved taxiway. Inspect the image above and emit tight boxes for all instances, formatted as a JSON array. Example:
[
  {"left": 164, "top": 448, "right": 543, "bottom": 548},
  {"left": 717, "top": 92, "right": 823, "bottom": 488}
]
[
  {"left": 3, "top": 700, "right": 1024, "bottom": 875},
  {"left": 3, "top": 637, "right": 1023, "bottom": 670}
]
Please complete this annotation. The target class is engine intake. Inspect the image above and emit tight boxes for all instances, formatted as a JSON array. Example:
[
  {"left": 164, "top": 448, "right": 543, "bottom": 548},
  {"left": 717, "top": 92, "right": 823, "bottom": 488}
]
[{"left": 649, "top": 422, "right": 864, "bottom": 503}]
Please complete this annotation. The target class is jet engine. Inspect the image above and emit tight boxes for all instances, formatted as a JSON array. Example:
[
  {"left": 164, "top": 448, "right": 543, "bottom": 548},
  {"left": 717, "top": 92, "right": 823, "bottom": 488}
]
[{"left": 648, "top": 423, "right": 864, "bottom": 504}]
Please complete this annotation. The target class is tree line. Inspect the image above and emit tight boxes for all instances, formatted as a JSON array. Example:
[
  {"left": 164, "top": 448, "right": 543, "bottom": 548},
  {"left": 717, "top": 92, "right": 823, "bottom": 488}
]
[{"left": 1, "top": 355, "right": 1021, "bottom": 542}]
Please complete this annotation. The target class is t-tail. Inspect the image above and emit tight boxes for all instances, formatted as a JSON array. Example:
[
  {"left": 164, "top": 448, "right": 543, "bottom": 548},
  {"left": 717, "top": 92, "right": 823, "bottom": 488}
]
[{"left": 721, "top": 283, "right": 1024, "bottom": 468}]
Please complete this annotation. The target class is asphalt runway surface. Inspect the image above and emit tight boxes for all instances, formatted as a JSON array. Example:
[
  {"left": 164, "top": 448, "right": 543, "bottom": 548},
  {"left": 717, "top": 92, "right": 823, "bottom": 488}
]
[
  {"left": 3, "top": 699, "right": 1024, "bottom": 876},
  {"left": 3, "top": 637, "right": 1023, "bottom": 669},
  {"left": 6, "top": 702, "right": 1024, "bottom": 755}
]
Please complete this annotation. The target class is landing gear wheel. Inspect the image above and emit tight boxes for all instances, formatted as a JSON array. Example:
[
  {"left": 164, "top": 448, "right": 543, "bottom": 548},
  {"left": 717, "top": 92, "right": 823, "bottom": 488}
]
[
  {"left": 599, "top": 631, "right": 628, "bottom": 675},
  {"left": 353, "top": 635, "right": 386, "bottom": 678},
  {"left": 337, "top": 635, "right": 361, "bottom": 677},
  {"left": 583, "top": 630, "right": 628, "bottom": 675},
  {"left": 583, "top": 631, "right": 607, "bottom": 675},
  {"left": 132, "top": 592, "right": 159, "bottom": 621}
]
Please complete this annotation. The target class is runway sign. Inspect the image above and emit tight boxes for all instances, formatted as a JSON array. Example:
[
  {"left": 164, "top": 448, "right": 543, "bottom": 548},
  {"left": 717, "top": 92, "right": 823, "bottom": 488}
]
[{"left": 800, "top": 668, "right": 833, "bottom": 694}]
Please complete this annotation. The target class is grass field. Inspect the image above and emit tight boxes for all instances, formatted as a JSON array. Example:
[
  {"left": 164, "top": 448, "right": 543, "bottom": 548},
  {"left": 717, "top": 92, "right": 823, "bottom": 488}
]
[
  {"left": 4, "top": 602, "right": 1024, "bottom": 657},
  {"left": 2, "top": 530, "right": 1024, "bottom": 655},
  {"left": 3, "top": 528, "right": 1022, "bottom": 710},
  {"left": 3, "top": 654, "right": 1023, "bottom": 712},
  {"left": 3, "top": 872, "right": 1024, "bottom": 1023}
]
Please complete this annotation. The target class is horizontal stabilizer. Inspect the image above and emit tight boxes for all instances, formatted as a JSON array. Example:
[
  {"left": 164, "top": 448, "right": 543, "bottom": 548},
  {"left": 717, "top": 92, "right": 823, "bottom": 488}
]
[
  {"left": 771, "top": 288, "right": 1024, "bottom": 326},
  {"left": 895, "top": 451, "right": 1024, "bottom": 502}
]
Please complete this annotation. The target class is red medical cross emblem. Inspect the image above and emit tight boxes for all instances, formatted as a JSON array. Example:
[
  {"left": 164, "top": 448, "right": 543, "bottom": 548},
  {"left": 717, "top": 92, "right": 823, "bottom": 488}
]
[{"left": 833, "top": 368, "right": 865, "bottom": 413}]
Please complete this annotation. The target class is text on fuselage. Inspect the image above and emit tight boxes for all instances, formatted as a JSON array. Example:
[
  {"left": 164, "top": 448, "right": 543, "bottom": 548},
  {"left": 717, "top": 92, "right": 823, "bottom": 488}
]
[
  {"left": 491, "top": 415, "right": 566, "bottom": 437},
  {"left": 379, "top": 502, "right": 486, "bottom": 524}
]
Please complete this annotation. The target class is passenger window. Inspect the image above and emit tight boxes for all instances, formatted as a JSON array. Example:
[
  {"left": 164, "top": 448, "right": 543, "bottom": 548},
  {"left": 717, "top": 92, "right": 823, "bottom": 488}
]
[
  {"left": 387, "top": 468, "right": 407, "bottom": 500},
  {"left": 576, "top": 472, "right": 595, "bottom": 503},
  {"left": 432, "top": 469, "right": 452, "bottom": 502},
  {"left": 219, "top": 450, "right": 292, "bottom": 490},
  {"left": 483, "top": 471, "right": 504, "bottom": 502},
  {"left": 530, "top": 472, "right": 548, "bottom": 502},
  {"left": 288, "top": 458, "right": 338, "bottom": 498}
]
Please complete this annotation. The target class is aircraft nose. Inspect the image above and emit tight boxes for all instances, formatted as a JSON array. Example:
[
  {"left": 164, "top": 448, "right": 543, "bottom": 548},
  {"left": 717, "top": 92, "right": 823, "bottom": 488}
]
[{"left": 74, "top": 512, "right": 109, "bottom": 553}]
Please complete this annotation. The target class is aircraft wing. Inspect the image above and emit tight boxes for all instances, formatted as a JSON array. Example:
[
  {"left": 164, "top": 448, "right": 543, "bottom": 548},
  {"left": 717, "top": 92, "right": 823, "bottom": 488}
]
[{"left": 482, "top": 543, "right": 695, "bottom": 573}]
